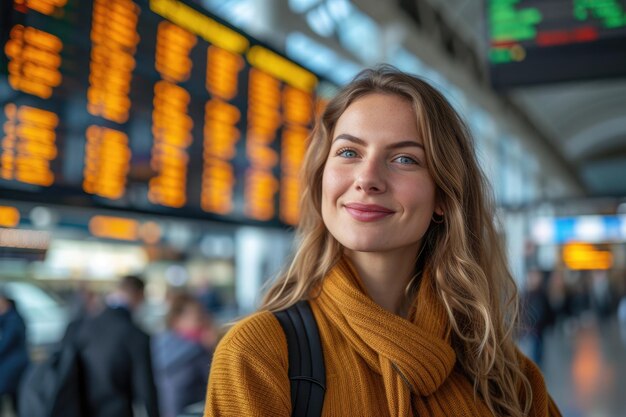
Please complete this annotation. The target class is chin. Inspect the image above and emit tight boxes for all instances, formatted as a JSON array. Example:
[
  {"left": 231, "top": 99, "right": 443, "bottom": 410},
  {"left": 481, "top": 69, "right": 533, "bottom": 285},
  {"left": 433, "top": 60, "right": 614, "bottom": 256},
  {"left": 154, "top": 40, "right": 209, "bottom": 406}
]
[{"left": 338, "top": 237, "right": 389, "bottom": 253}]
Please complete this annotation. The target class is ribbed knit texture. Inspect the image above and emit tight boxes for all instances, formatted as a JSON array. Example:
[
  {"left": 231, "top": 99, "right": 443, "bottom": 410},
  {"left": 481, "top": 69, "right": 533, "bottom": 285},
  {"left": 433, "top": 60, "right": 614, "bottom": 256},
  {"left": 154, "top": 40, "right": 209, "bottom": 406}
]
[{"left": 204, "top": 257, "right": 562, "bottom": 417}]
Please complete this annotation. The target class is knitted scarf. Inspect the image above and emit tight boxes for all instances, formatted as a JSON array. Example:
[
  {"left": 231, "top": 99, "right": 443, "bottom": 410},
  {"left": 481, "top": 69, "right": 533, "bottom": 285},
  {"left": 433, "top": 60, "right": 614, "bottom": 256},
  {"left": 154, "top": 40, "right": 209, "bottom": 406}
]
[{"left": 316, "top": 257, "right": 559, "bottom": 417}]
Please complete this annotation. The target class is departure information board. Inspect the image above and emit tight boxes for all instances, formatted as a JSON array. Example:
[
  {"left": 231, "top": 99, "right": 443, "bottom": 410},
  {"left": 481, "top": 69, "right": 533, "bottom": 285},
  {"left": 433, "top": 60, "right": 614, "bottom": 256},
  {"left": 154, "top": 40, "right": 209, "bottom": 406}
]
[
  {"left": 0, "top": 0, "right": 320, "bottom": 227},
  {"left": 487, "top": 0, "right": 626, "bottom": 88}
]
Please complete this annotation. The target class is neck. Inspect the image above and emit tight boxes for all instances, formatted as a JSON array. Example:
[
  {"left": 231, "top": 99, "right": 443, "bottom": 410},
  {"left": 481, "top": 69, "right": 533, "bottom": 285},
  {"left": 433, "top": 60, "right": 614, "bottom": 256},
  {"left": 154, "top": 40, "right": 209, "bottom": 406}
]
[
  {"left": 345, "top": 247, "right": 420, "bottom": 316},
  {"left": 107, "top": 292, "right": 134, "bottom": 311}
]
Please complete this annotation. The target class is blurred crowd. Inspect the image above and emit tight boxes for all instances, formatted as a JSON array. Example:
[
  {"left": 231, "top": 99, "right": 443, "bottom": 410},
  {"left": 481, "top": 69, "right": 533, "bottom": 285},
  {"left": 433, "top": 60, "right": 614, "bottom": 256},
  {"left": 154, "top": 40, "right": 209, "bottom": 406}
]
[
  {"left": 519, "top": 268, "right": 626, "bottom": 368},
  {"left": 0, "top": 276, "right": 222, "bottom": 417}
]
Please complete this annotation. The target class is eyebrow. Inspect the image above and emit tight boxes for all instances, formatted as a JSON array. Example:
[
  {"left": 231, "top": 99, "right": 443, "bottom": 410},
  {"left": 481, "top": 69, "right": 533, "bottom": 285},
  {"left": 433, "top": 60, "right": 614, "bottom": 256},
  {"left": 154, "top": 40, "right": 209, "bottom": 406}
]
[{"left": 332, "top": 133, "right": 424, "bottom": 150}]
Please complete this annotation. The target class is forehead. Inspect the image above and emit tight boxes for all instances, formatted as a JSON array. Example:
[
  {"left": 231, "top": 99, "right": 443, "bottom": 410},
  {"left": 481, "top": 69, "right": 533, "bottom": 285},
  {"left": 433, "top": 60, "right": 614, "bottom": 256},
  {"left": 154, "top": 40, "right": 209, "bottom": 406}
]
[{"left": 334, "top": 93, "right": 419, "bottom": 139}]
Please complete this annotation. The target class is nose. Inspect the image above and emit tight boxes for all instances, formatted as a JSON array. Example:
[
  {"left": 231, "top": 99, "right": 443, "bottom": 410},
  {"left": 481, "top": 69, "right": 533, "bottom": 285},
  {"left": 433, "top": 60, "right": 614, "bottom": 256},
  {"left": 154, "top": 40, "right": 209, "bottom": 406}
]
[{"left": 355, "top": 158, "right": 386, "bottom": 193}]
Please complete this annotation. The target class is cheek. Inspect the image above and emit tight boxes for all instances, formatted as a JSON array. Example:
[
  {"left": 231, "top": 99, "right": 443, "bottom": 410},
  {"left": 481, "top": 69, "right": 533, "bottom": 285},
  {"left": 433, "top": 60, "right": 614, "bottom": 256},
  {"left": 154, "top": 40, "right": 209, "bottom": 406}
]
[
  {"left": 321, "top": 165, "right": 340, "bottom": 203},
  {"left": 398, "top": 178, "right": 437, "bottom": 211},
  {"left": 321, "top": 165, "right": 342, "bottom": 222},
  {"left": 321, "top": 171, "right": 332, "bottom": 216}
]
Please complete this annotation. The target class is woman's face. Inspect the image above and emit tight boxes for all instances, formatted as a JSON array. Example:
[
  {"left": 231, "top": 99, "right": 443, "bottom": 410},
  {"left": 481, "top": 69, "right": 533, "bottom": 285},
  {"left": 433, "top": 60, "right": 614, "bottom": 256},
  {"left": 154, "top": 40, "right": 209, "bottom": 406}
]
[
  {"left": 174, "top": 304, "right": 205, "bottom": 333},
  {"left": 321, "top": 93, "right": 439, "bottom": 258}
]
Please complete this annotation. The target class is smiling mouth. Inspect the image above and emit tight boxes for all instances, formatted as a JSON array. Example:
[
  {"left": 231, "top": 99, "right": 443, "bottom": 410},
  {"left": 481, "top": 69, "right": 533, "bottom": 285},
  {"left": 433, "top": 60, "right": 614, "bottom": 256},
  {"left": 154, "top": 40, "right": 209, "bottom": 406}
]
[{"left": 344, "top": 203, "right": 394, "bottom": 222}]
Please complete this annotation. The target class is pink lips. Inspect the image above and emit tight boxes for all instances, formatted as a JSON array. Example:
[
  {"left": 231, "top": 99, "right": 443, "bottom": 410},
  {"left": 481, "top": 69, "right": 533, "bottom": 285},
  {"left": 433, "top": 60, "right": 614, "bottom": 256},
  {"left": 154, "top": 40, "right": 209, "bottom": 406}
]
[{"left": 344, "top": 203, "right": 394, "bottom": 222}]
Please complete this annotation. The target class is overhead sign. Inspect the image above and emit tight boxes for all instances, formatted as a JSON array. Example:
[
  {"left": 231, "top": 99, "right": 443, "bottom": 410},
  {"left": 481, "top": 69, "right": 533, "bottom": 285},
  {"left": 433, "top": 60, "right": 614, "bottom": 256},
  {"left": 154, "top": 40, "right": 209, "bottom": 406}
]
[
  {"left": 0, "top": 0, "right": 320, "bottom": 227},
  {"left": 487, "top": 0, "right": 626, "bottom": 88},
  {"left": 532, "top": 215, "right": 626, "bottom": 244}
]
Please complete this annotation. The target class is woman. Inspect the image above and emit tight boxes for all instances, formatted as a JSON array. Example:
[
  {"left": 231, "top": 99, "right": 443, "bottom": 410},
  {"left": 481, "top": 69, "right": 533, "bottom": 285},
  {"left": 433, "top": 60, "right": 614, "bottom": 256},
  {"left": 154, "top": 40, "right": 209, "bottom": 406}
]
[
  {"left": 205, "top": 66, "right": 561, "bottom": 417},
  {"left": 153, "top": 293, "right": 216, "bottom": 417}
]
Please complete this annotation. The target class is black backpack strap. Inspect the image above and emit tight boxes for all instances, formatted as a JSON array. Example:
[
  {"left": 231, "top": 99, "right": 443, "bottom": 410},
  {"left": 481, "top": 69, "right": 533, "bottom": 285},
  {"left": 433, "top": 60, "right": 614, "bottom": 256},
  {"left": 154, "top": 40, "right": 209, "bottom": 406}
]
[{"left": 274, "top": 300, "right": 326, "bottom": 417}]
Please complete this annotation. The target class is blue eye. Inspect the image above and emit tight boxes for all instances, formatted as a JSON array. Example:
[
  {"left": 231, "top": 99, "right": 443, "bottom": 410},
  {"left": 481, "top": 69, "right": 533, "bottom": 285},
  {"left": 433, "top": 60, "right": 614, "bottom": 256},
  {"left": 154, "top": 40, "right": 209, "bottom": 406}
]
[
  {"left": 394, "top": 155, "right": 417, "bottom": 165},
  {"left": 338, "top": 148, "right": 358, "bottom": 158}
]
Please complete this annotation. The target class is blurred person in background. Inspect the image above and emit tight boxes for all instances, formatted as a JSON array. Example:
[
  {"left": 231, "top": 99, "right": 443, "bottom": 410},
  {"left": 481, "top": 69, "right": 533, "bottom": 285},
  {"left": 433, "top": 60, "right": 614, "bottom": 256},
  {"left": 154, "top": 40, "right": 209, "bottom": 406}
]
[
  {"left": 546, "top": 269, "right": 567, "bottom": 329},
  {"left": 563, "top": 272, "right": 592, "bottom": 332},
  {"left": 619, "top": 295, "right": 626, "bottom": 345},
  {"left": 196, "top": 275, "right": 224, "bottom": 315},
  {"left": 205, "top": 66, "right": 561, "bottom": 417},
  {"left": 618, "top": 277, "right": 626, "bottom": 345},
  {"left": 0, "top": 290, "right": 29, "bottom": 416},
  {"left": 66, "top": 275, "right": 160, "bottom": 417},
  {"left": 153, "top": 293, "right": 216, "bottom": 417},
  {"left": 590, "top": 270, "right": 611, "bottom": 318},
  {"left": 520, "top": 269, "right": 554, "bottom": 368},
  {"left": 69, "top": 282, "right": 103, "bottom": 321}
]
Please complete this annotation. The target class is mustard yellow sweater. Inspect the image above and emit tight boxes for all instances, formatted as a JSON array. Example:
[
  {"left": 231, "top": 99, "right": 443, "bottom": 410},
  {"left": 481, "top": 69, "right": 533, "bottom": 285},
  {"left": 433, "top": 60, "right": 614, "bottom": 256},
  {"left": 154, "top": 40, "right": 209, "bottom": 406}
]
[{"left": 205, "top": 259, "right": 562, "bottom": 417}]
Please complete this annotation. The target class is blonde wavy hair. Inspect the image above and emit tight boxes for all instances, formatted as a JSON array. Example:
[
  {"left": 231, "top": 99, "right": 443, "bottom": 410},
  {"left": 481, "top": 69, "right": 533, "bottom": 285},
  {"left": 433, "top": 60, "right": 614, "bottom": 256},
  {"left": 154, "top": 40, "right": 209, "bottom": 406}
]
[{"left": 261, "top": 65, "right": 531, "bottom": 417}]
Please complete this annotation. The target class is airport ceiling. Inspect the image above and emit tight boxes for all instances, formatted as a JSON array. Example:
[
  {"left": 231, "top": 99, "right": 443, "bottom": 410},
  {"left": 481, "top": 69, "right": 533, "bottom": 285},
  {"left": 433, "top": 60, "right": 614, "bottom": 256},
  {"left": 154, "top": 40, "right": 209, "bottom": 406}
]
[{"left": 405, "top": 0, "right": 626, "bottom": 198}]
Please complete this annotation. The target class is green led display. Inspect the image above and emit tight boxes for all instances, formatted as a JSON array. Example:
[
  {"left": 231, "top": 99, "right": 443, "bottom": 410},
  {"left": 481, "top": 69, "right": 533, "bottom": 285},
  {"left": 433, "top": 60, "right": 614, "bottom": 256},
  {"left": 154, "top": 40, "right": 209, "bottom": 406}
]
[
  {"left": 488, "top": 0, "right": 542, "bottom": 63},
  {"left": 574, "top": 0, "right": 626, "bottom": 29},
  {"left": 491, "top": 26, "right": 536, "bottom": 41},
  {"left": 487, "top": 0, "right": 626, "bottom": 87},
  {"left": 488, "top": 1, "right": 542, "bottom": 43},
  {"left": 489, "top": 48, "right": 513, "bottom": 63}
]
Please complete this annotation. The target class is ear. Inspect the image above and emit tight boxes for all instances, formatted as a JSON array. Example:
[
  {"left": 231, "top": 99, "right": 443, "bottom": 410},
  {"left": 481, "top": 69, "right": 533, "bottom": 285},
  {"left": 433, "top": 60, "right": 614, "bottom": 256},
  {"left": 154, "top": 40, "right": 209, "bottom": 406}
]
[
  {"left": 433, "top": 190, "right": 444, "bottom": 217},
  {"left": 434, "top": 199, "right": 444, "bottom": 216}
]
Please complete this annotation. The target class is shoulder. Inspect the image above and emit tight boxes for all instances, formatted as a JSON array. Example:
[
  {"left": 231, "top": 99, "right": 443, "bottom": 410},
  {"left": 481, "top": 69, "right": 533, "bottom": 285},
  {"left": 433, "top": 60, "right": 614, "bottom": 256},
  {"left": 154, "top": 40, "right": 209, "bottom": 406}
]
[
  {"left": 516, "top": 350, "right": 562, "bottom": 415},
  {"left": 206, "top": 311, "right": 292, "bottom": 415},
  {"left": 93, "top": 307, "right": 127, "bottom": 324},
  {"left": 216, "top": 310, "right": 287, "bottom": 361},
  {"left": 517, "top": 350, "right": 544, "bottom": 384},
  {"left": 90, "top": 308, "right": 149, "bottom": 341},
  {"left": 210, "top": 310, "right": 289, "bottom": 384},
  {"left": 7, "top": 308, "right": 24, "bottom": 323},
  {"left": 5, "top": 309, "right": 22, "bottom": 324},
  {"left": 152, "top": 330, "right": 175, "bottom": 348}
]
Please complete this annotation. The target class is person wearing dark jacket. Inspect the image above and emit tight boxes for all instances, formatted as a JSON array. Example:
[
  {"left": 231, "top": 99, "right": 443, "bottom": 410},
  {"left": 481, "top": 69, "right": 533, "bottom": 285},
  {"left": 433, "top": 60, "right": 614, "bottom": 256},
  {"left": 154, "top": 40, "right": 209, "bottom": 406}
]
[
  {"left": 69, "top": 275, "right": 160, "bottom": 417},
  {"left": 153, "top": 293, "right": 215, "bottom": 417},
  {"left": 521, "top": 269, "right": 554, "bottom": 368},
  {"left": 0, "top": 291, "right": 29, "bottom": 415}
]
